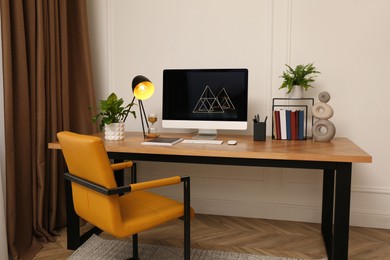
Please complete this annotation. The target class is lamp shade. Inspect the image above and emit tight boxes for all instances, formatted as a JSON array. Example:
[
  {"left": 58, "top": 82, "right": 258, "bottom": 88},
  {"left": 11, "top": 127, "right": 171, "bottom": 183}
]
[{"left": 132, "top": 75, "right": 154, "bottom": 100}]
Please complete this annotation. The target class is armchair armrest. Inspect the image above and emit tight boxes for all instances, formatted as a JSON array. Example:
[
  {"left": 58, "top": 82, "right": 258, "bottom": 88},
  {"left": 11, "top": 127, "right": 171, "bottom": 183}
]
[
  {"left": 64, "top": 172, "right": 131, "bottom": 195},
  {"left": 65, "top": 172, "right": 186, "bottom": 196},
  {"left": 111, "top": 161, "right": 133, "bottom": 171},
  {"left": 130, "top": 176, "right": 181, "bottom": 192}
]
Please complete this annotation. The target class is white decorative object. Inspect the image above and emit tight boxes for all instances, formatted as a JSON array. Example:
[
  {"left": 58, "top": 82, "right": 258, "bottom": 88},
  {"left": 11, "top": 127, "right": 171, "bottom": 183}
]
[
  {"left": 318, "top": 91, "right": 331, "bottom": 103},
  {"left": 289, "top": 85, "right": 304, "bottom": 98},
  {"left": 312, "top": 102, "right": 334, "bottom": 119},
  {"left": 313, "top": 119, "right": 336, "bottom": 142},
  {"left": 312, "top": 92, "right": 336, "bottom": 142},
  {"left": 104, "top": 122, "right": 125, "bottom": 140}
]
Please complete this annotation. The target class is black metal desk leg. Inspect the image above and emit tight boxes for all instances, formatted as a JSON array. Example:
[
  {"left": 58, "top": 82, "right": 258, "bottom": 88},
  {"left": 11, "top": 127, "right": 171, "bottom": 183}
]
[
  {"left": 321, "top": 169, "right": 334, "bottom": 258},
  {"left": 333, "top": 163, "right": 352, "bottom": 260},
  {"left": 65, "top": 177, "right": 81, "bottom": 250}
]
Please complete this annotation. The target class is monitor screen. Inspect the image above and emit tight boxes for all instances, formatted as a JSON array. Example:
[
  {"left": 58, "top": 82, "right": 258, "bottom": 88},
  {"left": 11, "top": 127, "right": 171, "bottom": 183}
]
[{"left": 162, "top": 68, "right": 248, "bottom": 138}]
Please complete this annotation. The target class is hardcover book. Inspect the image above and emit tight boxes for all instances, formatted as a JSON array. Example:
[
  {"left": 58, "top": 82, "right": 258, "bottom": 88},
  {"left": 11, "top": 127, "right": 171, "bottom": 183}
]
[{"left": 141, "top": 137, "right": 183, "bottom": 146}]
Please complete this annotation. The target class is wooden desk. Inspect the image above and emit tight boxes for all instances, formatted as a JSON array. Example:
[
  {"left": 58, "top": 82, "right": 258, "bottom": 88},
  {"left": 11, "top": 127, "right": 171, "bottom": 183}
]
[{"left": 49, "top": 132, "right": 372, "bottom": 260}]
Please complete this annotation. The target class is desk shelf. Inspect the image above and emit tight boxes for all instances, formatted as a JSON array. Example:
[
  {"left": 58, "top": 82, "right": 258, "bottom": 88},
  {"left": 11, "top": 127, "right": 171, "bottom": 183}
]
[{"left": 272, "top": 98, "right": 314, "bottom": 140}]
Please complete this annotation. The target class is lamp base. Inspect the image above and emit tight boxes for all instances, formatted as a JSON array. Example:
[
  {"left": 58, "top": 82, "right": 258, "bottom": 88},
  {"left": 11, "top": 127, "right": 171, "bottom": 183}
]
[{"left": 146, "top": 133, "right": 159, "bottom": 139}]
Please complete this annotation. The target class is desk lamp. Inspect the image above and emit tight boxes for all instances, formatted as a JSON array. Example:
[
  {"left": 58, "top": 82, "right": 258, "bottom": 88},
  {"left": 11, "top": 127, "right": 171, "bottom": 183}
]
[{"left": 131, "top": 75, "right": 155, "bottom": 138}]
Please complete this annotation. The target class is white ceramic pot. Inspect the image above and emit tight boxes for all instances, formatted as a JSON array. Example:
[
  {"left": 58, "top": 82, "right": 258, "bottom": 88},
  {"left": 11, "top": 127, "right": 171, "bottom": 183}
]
[
  {"left": 289, "top": 85, "right": 304, "bottom": 98},
  {"left": 104, "top": 122, "right": 125, "bottom": 140}
]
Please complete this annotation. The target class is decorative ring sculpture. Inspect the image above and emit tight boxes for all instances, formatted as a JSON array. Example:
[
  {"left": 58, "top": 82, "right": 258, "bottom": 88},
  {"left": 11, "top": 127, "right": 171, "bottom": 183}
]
[
  {"left": 312, "top": 91, "right": 335, "bottom": 142},
  {"left": 313, "top": 119, "right": 336, "bottom": 142},
  {"left": 318, "top": 91, "right": 331, "bottom": 103},
  {"left": 312, "top": 102, "right": 334, "bottom": 120}
]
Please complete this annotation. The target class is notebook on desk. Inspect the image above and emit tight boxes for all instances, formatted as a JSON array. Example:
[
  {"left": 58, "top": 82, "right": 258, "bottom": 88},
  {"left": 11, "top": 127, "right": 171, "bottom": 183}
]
[{"left": 141, "top": 137, "right": 183, "bottom": 146}]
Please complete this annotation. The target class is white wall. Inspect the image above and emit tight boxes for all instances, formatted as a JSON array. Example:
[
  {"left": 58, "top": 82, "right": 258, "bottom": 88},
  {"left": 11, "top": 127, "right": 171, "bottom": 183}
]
[
  {"left": 87, "top": 0, "right": 390, "bottom": 228},
  {"left": 87, "top": 0, "right": 110, "bottom": 105}
]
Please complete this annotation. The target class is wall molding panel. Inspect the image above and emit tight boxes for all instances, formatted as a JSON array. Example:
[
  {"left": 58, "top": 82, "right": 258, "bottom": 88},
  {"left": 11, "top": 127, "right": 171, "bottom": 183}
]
[{"left": 87, "top": 0, "right": 390, "bottom": 229}]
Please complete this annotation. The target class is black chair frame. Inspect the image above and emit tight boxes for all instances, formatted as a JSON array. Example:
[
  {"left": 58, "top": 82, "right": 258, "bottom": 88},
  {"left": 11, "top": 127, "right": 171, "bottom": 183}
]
[{"left": 64, "top": 169, "right": 191, "bottom": 260}]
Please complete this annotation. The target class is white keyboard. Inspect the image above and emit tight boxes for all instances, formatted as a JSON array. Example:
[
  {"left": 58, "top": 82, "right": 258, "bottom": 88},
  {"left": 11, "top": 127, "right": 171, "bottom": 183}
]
[{"left": 181, "top": 139, "right": 224, "bottom": 145}]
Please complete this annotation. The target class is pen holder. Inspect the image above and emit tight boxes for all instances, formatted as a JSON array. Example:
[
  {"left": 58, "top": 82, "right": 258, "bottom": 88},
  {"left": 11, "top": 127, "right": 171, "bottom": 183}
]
[{"left": 253, "top": 122, "right": 266, "bottom": 141}]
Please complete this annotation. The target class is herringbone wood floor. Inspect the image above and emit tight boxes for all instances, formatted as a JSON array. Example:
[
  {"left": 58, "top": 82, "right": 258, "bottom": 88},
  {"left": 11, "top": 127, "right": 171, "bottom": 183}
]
[{"left": 34, "top": 214, "right": 390, "bottom": 259}]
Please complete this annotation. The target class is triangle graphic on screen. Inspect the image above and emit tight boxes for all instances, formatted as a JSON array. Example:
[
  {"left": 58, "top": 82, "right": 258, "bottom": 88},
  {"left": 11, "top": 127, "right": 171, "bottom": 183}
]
[{"left": 193, "top": 86, "right": 235, "bottom": 113}]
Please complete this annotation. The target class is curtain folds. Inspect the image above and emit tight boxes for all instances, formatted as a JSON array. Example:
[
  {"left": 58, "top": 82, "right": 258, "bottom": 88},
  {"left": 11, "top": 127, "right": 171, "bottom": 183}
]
[
  {"left": 0, "top": 0, "right": 97, "bottom": 259},
  {"left": 0, "top": 12, "right": 9, "bottom": 259}
]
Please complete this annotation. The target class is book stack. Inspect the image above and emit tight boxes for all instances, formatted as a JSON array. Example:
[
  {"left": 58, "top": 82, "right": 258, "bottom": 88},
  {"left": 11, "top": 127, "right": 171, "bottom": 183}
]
[{"left": 272, "top": 110, "right": 305, "bottom": 140}]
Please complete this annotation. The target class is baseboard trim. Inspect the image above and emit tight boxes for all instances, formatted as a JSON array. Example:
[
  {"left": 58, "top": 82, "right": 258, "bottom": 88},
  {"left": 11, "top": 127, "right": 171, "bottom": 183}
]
[{"left": 170, "top": 196, "right": 390, "bottom": 229}]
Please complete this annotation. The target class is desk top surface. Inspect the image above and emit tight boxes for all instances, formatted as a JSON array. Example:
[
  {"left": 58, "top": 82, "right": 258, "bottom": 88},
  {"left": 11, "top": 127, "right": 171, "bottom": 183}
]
[{"left": 49, "top": 132, "right": 372, "bottom": 163}]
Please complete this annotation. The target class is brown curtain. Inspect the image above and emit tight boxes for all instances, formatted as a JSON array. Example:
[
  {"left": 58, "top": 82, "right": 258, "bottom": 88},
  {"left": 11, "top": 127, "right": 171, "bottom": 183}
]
[{"left": 0, "top": 0, "right": 97, "bottom": 259}]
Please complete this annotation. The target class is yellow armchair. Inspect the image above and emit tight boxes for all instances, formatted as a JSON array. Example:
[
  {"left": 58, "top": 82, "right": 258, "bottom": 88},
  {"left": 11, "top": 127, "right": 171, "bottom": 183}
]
[{"left": 57, "top": 131, "right": 194, "bottom": 259}]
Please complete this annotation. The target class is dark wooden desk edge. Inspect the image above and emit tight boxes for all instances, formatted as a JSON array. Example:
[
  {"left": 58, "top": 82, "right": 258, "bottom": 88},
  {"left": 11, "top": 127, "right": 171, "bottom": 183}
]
[{"left": 48, "top": 132, "right": 372, "bottom": 164}]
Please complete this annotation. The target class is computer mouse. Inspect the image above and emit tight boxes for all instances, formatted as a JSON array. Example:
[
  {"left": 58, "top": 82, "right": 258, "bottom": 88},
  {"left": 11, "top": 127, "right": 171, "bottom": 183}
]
[{"left": 227, "top": 140, "right": 237, "bottom": 145}]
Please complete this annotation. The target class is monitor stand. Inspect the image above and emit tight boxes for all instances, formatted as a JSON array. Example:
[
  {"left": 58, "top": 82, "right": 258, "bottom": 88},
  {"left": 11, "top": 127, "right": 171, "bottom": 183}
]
[{"left": 192, "top": 129, "right": 217, "bottom": 140}]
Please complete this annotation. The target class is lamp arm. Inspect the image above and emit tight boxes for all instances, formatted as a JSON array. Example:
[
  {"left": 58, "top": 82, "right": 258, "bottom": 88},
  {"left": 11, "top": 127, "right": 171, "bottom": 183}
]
[
  {"left": 122, "top": 96, "right": 137, "bottom": 122},
  {"left": 139, "top": 101, "right": 149, "bottom": 138}
]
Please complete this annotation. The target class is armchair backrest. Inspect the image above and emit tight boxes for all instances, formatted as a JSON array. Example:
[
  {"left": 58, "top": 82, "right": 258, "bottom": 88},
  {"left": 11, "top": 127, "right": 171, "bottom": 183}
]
[{"left": 57, "top": 131, "right": 122, "bottom": 233}]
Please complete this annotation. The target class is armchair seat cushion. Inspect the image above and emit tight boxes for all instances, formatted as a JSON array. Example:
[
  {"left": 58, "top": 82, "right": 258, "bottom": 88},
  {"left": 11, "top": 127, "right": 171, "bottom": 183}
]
[{"left": 111, "top": 191, "right": 193, "bottom": 238}]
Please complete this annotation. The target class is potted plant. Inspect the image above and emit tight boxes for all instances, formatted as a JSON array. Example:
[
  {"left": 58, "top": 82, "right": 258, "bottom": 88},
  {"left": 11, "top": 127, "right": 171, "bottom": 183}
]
[
  {"left": 279, "top": 63, "right": 320, "bottom": 98},
  {"left": 92, "top": 93, "right": 136, "bottom": 140}
]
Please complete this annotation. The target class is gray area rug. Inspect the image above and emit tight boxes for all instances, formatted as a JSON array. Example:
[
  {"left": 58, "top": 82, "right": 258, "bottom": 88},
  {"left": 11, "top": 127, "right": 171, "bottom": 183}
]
[{"left": 68, "top": 234, "right": 326, "bottom": 260}]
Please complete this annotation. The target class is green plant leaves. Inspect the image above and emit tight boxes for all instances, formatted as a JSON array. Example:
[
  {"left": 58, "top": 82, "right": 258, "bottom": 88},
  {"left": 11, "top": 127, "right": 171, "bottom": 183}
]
[
  {"left": 279, "top": 63, "right": 320, "bottom": 94},
  {"left": 92, "top": 93, "right": 136, "bottom": 131}
]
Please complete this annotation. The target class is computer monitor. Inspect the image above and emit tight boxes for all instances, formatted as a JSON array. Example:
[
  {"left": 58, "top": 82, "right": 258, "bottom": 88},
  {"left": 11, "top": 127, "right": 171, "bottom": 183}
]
[{"left": 162, "top": 68, "right": 248, "bottom": 139}]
